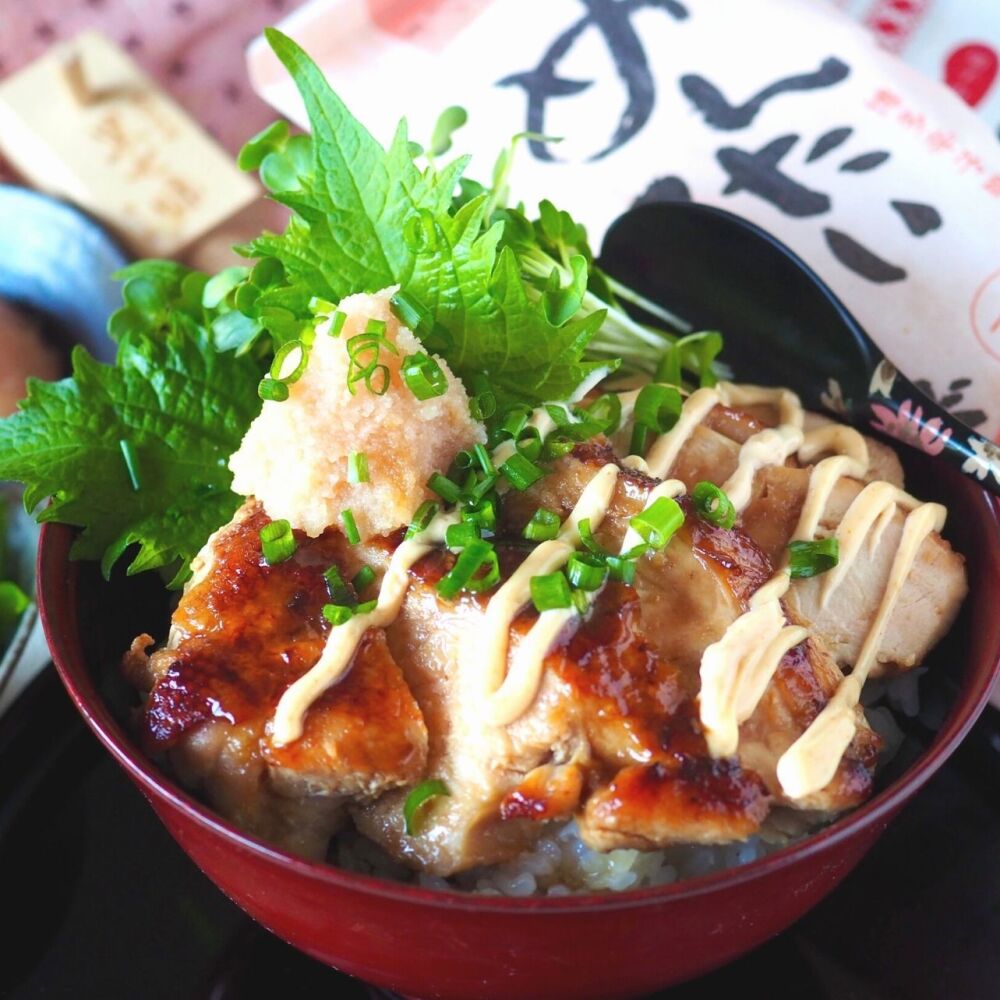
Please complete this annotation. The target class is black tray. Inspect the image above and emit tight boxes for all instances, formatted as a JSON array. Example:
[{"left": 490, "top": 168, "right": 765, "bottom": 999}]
[{"left": 1, "top": 666, "right": 997, "bottom": 1000}]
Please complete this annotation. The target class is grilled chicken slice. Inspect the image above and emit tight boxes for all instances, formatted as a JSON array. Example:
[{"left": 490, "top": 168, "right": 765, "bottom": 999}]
[
  {"left": 351, "top": 563, "right": 594, "bottom": 875},
  {"left": 124, "top": 391, "right": 959, "bottom": 873},
  {"left": 741, "top": 465, "right": 966, "bottom": 675},
  {"left": 503, "top": 444, "right": 881, "bottom": 815},
  {"left": 123, "top": 501, "right": 428, "bottom": 859},
  {"left": 629, "top": 402, "right": 966, "bottom": 678},
  {"left": 354, "top": 567, "right": 772, "bottom": 871}
]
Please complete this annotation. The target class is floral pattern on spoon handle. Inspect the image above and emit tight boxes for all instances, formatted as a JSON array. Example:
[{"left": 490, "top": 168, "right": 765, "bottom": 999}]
[{"left": 863, "top": 358, "right": 1000, "bottom": 494}]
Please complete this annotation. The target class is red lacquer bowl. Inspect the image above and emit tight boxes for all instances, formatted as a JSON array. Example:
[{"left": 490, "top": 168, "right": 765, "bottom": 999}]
[{"left": 38, "top": 456, "right": 1000, "bottom": 1000}]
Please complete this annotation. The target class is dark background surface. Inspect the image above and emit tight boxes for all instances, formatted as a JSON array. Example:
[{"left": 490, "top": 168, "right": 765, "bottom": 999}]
[{"left": 1, "top": 666, "right": 997, "bottom": 1000}]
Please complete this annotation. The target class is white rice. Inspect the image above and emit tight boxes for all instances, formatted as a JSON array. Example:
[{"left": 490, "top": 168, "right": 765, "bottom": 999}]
[
  {"left": 334, "top": 819, "right": 778, "bottom": 897},
  {"left": 332, "top": 674, "right": 917, "bottom": 896}
]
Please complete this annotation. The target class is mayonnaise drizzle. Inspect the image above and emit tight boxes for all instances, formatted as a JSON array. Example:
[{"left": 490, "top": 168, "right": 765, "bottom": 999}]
[
  {"left": 799, "top": 424, "right": 869, "bottom": 468},
  {"left": 776, "top": 501, "right": 946, "bottom": 798},
  {"left": 644, "top": 386, "right": 721, "bottom": 479},
  {"left": 722, "top": 424, "right": 804, "bottom": 513},
  {"left": 671, "top": 384, "right": 944, "bottom": 797},
  {"left": 701, "top": 598, "right": 809, "bottom": 757},
  {"left": 818, "top": 481, "right": 919, "bottom": 607},
  {"left": 620, "top": 478, "right": 685, "bottom": 553},
  {"left": 487, "top": 476, "right": 686, "bottom": 726},
  {"left": 270, "top": 371, "right": 947, "bottom": 805},
  {"left": 270, "top": 510, "right": 459, "bottom": 746},
  {"left": 483, "top": 463, "right": 620, "bottom": 724}
]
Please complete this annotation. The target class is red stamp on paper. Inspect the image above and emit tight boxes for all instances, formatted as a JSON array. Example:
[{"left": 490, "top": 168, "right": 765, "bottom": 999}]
[{"left": 862, "top": 0, "right": 931, "bottom": 54}]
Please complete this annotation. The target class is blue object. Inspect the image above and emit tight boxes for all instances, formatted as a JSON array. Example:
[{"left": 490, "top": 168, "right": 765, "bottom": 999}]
[{"left": 0, "top": 185, "right": 130, "bottom": 362}]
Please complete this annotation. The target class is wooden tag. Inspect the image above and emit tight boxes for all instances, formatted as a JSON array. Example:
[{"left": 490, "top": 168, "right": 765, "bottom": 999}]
[{"left": 0, "top": 31, "right": 258, "bottom": 257}]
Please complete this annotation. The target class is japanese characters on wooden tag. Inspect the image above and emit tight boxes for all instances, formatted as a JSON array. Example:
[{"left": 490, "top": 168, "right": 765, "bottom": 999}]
[{"left": 0, "top": 31, "right": 258, "bottom": 257}]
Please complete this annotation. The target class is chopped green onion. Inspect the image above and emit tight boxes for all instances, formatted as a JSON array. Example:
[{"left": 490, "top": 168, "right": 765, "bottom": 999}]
[
  {"left": 470, "top": 391, "right": 496, "bottom": 421},
  {"left": 530, "top": 571, "right": 573, "bottom": 612},
  {"left": 577, "top": 517, "right": 604, "bottom": 556},
  {"left": 693, "top": 481, "right": 737, "bottom": 530},
  {"left": 606, "top": 555, "right": 638, "bottom": 585},
  {"left": 544, "top": 404, "right": 601, "bottom": 444},
  {"left": 323, "top": 565, "right": 353, "bottom": 605},
  {"left": 346, "top": 326, "right": 397, "bottom": 396},
  {"left": 463, "top": 373, "right": 496, "bottom": 422},
  {"left": 445, "top": 521, "right": 480, "bottom": 550},
  {"left": 308, "top": 295, "right": 336, "bottom": 315},
  {"left": 258, "top": 377, "right": 290, "bottom": 402},
  {"left": 788, "top": 538, "right": 839, "bottom": 579},
  {"left": 322, "top": 603, "right": 354, "bottom": 626},
  {"left": 620, "top": 541, "right": 651, "bottom": 561},
  {"left": 427, "top": 472, "right": 462, "bottom": 504},
  {"left": 586, "top": 393, "right": 623, "bottom": 435},
  {"left": 542, "top": 432, "right": 576, "bottom": 461},
  {"left": 524, "top": 507, "right": 561, "bottom": 542},
  {"left": 469, "top": 473, "right": 498, "bottom": 501},
  {"left": 405, "top": 500, "right": 439, "bottom": 539},
  {"left": 437, "top": 539, "right": 500, "bottom": 599},
  {"left": 629, "top": 422, "right": 652, "bottom": 457},
  {"left": 348, "top": 451, "right": 369, "bottom": 484},
  {"left": 352, "top": 565, "right": 376, "bottom": 592},
  {"left": 462, "top": 497, "right": 496, "bottom": 532},
  {"left": 635, "top": 384, "right": 682, "bottom": 433},
  {"left": 629, "top": 497, "right": 684, "bottom": 551},
  {"left": 328, "top": 310, "right": 347, "bottom": 337},
  {"left": 473, "top": 443, "right": 494, "bottom": 475},
  {"left": 403, "top": 778, "right": 450, "bottom": 835},
  {"left": 390, "top": 289, "right": 429, "bottom": 333},
  {"left": 571, "top": 589, "right": 591, "bottom": 614},
  {"left": 515, "top": 426, "right": 543, "bottom": 462},
  {"left": 270, "top": 339, "right": 309, "bottom": 384},
  {"left": 118, "top": 439, "right": 141, "bottom": 492},
  {"left": 361, "top": 364, "right": 390, "bottom": 395},
  {"left": 501, "top": 406, "right": 530, "bottom": 440},
  {"left": 401, "top": 351, "right": 448, "bottom": 400},
  {"left": 501, "top": 452, "right": 544, "bottom": 491},
  {"left": 544, "top": 403, "right": 574, "bottom": 428},
  {"left": 355, "top": 599, "right": 378, "bottom": 615},
  {"left": 452, "top": 450, "right": 475, "bottom": 471},
  {"left": 260, "top": 519, "right": 297, "bottom": 565},
  {"left": 566, "top": 552, "right": 608, "bottom": 591},
  {"left": 341, "top": 509, "right": 361, "bottom": 545}
]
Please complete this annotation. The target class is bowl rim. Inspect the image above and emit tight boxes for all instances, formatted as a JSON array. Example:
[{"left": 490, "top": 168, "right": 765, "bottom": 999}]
[{"left": 38, "top": 477, "right": 1000, "bottom": 915}]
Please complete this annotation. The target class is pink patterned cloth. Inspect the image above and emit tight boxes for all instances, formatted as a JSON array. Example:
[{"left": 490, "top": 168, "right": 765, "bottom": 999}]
[{"left": 0, "top": 0, "right": 294, "bottom": 155}]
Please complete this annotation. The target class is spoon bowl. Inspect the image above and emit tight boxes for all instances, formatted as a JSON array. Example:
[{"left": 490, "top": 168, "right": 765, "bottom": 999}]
[{"left": 599, "top": 201, "right": 1000, "bottom": 496}]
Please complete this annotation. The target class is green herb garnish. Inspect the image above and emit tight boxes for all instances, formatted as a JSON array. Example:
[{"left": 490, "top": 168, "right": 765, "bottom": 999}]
[
  {"left": 260, "top": 519, "right": 297, "bottom": 565},
  {"left": 523, "top": 508, "right": 561, "bottom": 542},
  {"left": 788, "top": 538, "right": 840, "bottom": 579},
  {"left": 403, "top": 778, "right": 450, "bottom": 835},
  {"left": 347, "top": 451, "right": 369, "bottom": 484},
  {"left": 341, "top": 509, "right": 361, "bottom": 545},
  {"left": 0, "top": 28, "right": 712, "bottom": 591},
  {"left": 530, "top": 571, "right": 573, "bottom": 612},
  {"left": 628, "top": 497, "right": 685, "bottom": 551},
  {"left": 0, "top": 320, "right": 261, "bottom": 587},
  {"left": 692, "top": 481, "right": 737, "bottom": 530},
  {"left": 436, "top": 539, "right": 500, "bottom": 599},
  {"left": 401, "top": 352, "right": 447, "bottom": 401}
]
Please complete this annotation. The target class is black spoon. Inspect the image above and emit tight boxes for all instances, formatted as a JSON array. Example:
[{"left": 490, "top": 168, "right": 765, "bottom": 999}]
[{"left": 599, "top": 201, "right": 1000, "bottom": 499}]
